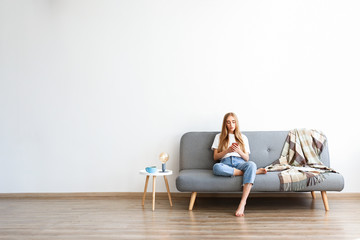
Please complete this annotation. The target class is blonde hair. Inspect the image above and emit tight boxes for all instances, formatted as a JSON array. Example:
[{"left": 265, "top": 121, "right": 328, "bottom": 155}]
[{"left": 218, "top": 112, "right": 246, "bottom": 153}]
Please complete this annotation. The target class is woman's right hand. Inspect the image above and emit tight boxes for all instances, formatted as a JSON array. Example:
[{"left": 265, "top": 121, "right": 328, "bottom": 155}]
[{"left": 227, "top": 146, "right": 234, "bottom": 153}]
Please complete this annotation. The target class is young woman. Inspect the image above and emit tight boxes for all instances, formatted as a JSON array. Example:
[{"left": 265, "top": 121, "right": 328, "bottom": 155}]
[{"left": 211, "top": 112, "right": 267, "bottom": 217}]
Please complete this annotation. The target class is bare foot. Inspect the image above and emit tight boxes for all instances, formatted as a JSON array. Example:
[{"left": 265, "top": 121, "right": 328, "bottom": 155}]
[
  {"left": 235, "top": 203, "right": 246, "bottom": 217},
  {"left": 256, "top": 168, "right": 267, "bottom": 175}
]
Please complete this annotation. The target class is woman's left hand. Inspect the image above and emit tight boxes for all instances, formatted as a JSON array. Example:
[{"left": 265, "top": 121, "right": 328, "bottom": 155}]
[{"left": 231, "top": 143, "right": 243, "bottom": 155}]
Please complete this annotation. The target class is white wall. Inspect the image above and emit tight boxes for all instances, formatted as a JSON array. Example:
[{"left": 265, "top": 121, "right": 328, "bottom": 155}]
[{"left": 1, "top": 0, "right": 359, "bottom": 193}]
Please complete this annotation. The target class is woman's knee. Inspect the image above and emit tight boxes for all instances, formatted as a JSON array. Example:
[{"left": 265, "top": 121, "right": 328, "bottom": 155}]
[
  {"left": 213, "top": 163, "right": 232, "bottom": 176},
  {"left": 247, "top": 161, "right": 257, "bottom": 170},
  {"left": 213, "top": 163, "right": 223, "bottom": 175}
]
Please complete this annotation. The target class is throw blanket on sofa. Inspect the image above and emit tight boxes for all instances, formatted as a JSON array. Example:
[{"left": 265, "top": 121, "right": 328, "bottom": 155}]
[{"left": 265, "top": 129, "right": 337, "bottom": 191}]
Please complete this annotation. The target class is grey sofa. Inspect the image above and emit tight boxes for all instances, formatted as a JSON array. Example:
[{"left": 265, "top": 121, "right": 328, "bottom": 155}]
[{"left": 176, "top": 131, "right": 344, "bottom": 211}]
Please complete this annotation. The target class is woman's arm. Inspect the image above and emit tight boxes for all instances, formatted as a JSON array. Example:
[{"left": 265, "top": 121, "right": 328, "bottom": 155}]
[
  {"left": 238, "top": 151, "right": 249, "bottom": 161},
  {"left": 213, "top": 148, "right": 231, "bottom": 161}
]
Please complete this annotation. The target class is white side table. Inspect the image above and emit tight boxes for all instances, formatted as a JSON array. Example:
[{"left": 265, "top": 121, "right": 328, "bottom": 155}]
[{"left": 139, "top": 169, "right": 173, "bottom": 211}]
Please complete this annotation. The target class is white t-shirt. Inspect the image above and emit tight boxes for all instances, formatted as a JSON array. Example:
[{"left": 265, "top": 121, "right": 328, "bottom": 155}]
[{"left": 211, "top": 133, "right": 251, "bottom": 159}]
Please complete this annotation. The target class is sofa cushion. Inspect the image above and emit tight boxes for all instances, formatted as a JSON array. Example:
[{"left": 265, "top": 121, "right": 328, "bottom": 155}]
[{"left": 176, "top": 169, "right": 344, "bottom": 192}]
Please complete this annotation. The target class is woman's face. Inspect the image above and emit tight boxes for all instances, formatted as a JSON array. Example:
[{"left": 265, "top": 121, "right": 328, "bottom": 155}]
[{"left": 226, "top": 116, "right": 236, "bottom": 133}]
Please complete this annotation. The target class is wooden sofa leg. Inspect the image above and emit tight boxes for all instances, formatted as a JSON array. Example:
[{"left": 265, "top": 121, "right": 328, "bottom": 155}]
[
  {"left": 189, "top": 192, "right": 197, "bottom": 211},
  {"left": 321, "top": 191, "right": 329, "bottom": 211},
  {"left": 311, "top": 191, "right": 316, "bottom": 199}
]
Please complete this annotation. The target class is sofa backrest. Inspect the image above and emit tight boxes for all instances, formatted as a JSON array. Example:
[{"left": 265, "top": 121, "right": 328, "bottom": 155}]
[{"left": 179, "top": 131, "right": 330, "bottom": 170}]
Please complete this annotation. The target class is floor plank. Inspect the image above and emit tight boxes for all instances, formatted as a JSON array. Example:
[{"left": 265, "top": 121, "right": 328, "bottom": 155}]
[{"left": 0, "top": 194, "right": 360, "bottom": 239}]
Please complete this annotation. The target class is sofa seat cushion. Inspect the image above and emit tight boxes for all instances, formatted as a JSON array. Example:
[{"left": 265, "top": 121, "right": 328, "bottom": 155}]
[{"left": 176, "top": 169, "right": 345, "bottom": 192}]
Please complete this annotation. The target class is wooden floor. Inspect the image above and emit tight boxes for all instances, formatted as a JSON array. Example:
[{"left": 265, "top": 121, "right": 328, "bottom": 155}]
[{"left": 1, "top": 193, "right": 360, "bottom": 240}]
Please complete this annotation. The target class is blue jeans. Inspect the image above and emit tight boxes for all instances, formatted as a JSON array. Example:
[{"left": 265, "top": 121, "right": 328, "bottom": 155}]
[{"left": 213, "top": 156, "right": 257, "bottom": 184}]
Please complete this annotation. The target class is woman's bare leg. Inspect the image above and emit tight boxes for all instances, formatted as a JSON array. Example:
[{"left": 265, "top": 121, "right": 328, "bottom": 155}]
[
  {"left": 233, "top": 169, "right": 243, "bottom": 176},
  {"left": 233, "top": 168, "right": 267, "bottom": 176},
  {"left": 235, "top": 183, "right": 252, "bottom": 217}
]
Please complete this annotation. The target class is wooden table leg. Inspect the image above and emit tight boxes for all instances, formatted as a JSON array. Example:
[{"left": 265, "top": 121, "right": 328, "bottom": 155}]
[
  {"left": 163, "top": 176, "right": 173, "bottom": 207},
  {"left": 152, "top": 176, "right": 156, "bottom": 211},
  {"left": 142, "top": 175, "right": 149, "bottom": 206}
]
